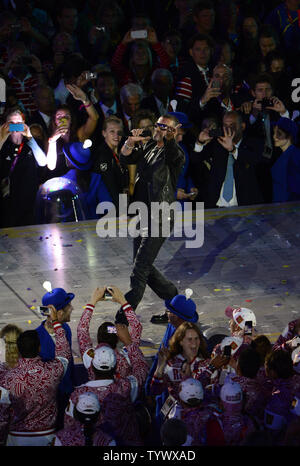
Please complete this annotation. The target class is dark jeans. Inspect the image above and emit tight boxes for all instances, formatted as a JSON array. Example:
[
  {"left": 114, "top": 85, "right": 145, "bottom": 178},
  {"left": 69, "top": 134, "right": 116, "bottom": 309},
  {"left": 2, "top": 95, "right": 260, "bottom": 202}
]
[{"left": 124, "top": 224, "right": 178, "bottom": 310}]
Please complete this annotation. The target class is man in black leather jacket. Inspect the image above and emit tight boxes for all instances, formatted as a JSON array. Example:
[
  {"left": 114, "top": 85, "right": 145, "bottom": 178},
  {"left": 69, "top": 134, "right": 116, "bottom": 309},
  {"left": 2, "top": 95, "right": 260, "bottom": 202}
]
[{"left": 120, "top": 114, "right": 185, "bottom": 322}]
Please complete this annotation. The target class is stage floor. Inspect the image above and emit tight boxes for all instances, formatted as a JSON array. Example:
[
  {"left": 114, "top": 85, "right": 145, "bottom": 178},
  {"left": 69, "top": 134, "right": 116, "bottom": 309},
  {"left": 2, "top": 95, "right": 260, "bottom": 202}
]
[{"left": 1, "top": 201, "right": 300, "bottom": 363}]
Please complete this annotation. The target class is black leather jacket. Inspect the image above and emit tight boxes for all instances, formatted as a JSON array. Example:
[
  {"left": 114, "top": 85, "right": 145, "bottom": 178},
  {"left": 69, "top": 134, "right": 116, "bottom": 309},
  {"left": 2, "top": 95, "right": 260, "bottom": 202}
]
[{"left": 121, "top": 138, "right": 185, "bottom": 206}]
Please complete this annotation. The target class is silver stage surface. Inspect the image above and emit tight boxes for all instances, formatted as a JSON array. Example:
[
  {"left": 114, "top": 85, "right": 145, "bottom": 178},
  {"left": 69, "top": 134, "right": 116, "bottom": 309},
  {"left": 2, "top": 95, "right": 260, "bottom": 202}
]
[{"left": 1, "top": 201, "right": 300, "bottom": 364}]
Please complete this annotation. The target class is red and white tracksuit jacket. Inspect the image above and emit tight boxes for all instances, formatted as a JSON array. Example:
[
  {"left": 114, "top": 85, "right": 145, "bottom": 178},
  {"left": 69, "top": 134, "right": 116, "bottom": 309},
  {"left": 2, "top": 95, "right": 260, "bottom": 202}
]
[
  {"left": 220, "top": 403, "right": 256, "bottom": 445},
  {"left": 77, "top": 302, "right": 148, "bottom": 380},
  {"left": 54, "top": 423, "right": 116, "bottom": 446},
  {"left": 0, "top": 322, "right": 70, "bottom": 443},
  {"left": 150, "top": 354, "right": 213, "bottom": 400},
  {"left": 64, "top": 341, "right": 148, "bottom": 446}
]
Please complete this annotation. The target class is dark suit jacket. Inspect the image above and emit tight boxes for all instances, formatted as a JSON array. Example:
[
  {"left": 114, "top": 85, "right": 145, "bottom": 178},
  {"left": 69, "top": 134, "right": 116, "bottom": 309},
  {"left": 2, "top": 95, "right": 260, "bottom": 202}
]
[
  {"left": 190, "top": 137, "right": 266, "bottom": 208},
  {"left": 92, "top": 141, "right": 127, "bottom": 209},
  {"left": 175, "top": 59, "right": 211, "bottom": 123}
]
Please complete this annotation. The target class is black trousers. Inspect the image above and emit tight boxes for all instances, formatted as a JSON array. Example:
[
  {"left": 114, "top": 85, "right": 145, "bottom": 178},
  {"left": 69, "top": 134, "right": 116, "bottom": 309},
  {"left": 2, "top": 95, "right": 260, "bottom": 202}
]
[{"left": 124, "top": 221, "right": 178, "bottom": 310}]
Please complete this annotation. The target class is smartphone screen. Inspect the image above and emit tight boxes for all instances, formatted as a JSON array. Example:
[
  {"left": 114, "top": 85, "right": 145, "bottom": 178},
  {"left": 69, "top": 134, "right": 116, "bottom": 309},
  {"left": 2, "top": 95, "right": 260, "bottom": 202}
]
[
  {"left": 107, "top": 325, "right": 117, "bottom": 334},
  {"left": 244, "top": 320, "right": 253, "bottom": 335},
  {"left": 9, "top": 123, "right": 24, "bottom": 132}
]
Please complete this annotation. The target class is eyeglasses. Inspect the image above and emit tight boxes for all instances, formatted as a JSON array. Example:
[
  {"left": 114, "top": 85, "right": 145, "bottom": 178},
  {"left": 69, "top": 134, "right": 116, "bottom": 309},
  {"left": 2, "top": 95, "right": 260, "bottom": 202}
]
[{"left": 154, "top": 123, "right": 175, "bottom": 131}]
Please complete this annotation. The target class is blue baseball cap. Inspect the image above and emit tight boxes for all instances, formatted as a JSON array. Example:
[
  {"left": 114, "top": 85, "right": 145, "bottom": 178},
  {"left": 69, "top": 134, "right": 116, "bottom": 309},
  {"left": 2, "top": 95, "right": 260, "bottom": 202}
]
[
  {"left": 165, "top": 294, "right": 198, "bottom": 322},
  {"left": 42, "top": 288, "right": 75, "bottom": 311}
]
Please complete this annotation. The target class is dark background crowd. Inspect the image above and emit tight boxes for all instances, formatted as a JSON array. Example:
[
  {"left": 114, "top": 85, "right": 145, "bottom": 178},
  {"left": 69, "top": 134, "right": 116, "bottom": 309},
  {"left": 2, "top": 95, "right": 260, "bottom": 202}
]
[{"left": 0, "top": 0, "right": 300, "bottom": 228}]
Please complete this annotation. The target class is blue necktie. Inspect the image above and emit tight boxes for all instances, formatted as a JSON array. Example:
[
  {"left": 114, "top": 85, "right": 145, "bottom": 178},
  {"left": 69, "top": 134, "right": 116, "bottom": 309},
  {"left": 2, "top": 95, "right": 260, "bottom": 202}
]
[
  {"left": 106, "top": 108, "right": 114, "bottom": 116},
  {"left": 223, "top": 153, "right": 234, "bottom": 202}
]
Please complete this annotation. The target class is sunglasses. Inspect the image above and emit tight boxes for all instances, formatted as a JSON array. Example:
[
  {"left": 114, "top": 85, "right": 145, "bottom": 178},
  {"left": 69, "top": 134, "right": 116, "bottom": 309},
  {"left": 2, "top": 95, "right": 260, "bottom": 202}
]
[{"left": 154, "top": 123, "right": 175, "bottom": 131}]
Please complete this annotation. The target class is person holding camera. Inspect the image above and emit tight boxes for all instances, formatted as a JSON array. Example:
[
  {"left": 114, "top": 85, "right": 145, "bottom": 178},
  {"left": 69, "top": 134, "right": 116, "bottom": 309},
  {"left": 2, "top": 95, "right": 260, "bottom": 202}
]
[
  {"left": 77, "top": 285, "right": 149, "bottom": 382},
  {"left": 111, "top": 26, "right": 170, "bottom": 96},
  {"left": 239, "top": 74, "right": 291, "bottom": 203},
  {"left": 196, "top": 64, "right": 251, "bottom": 126},
  {"left": 0, "top": 108, "right": 48, "bottom": 228},
  {"left": 190, "top": 110, "right": 265, "bottom": 208},
  {"left": 120, "top": 113, "right": 185, "bottom": 315},
  {"left": 65, "top": 324, "right": 147, "bottom": 445},
  {"left": 44, "top": 82, "right": 99, "bottom": 180},
  {"left": 35, "top": 286, "right": 75, "bottom": 430}
]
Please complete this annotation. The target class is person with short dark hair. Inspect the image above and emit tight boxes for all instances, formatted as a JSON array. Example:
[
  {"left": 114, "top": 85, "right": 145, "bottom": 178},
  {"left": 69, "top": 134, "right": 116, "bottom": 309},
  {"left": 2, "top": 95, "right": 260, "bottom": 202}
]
[
  {"left": 160, "top": 418, "right": 188, "bottom": 446},
  {"left": 0, "top": 310, "right": 70, "bottom": 446},
  {"left": 231, "top": 347, "right": 272, "bottom": 422},
  {"left": 264, "top": 349, "right": 297, "bottom": 439},
  {"left": 77, "top": 285, "right": 148, "bottom": 381},
  {"left": 175, "top": 33, "right": 214, "bottom": 120}
]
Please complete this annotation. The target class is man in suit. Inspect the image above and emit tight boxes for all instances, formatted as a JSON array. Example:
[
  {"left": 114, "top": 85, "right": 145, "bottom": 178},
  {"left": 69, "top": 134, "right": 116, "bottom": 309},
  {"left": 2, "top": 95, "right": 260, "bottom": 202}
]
[
  {"left": 197, "top": 64, "right": 251, "bottom": 126},
  {"left": 140, "top": 68, "right": 174, "bottom": 119},
  {"left": 29, "top": 85, "right": 56, "bottom": 138},
  {"left": 175, "top": 33, "right": 215, "bottom": 123},
  {"left": 239, "top": 73, "right": 290, "bottom": 202},
  {"left": 190, "top": 110, "right": 265, "bottom": 208},
  {"left": 93, "top": 71, "right": 124, "bottom": 144}
]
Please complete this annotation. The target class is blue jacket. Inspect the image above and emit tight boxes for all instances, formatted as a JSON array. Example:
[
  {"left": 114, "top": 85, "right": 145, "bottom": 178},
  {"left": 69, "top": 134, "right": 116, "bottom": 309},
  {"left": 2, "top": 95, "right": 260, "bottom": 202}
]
[
  {"left": 272, "top": 145, "right": 300, "bottom": 202},
  {"left": 144, "top": 323, "right": 176, "bottom": 418},
  {"left": 62, "top": 170, "right": 114, "bottom": 219},
  {"left": 36, "top": 321, "right": 74, "bottom": 395},
  {"left": 176, "top": 142, "right": 194, "bottom": 201}
]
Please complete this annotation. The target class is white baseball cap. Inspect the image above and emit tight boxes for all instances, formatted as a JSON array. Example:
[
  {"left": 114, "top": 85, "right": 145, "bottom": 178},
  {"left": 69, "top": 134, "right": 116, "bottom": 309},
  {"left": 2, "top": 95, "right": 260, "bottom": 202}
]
[
  {"left": 76, "top": 392, "right": 100, "bottom": 415},
  {"left": 232, "top": 307, "right": 257, "bottom": 329},
  {"left": 220, "top": 336, "right": 243, "bottom": 356},
  {"left": 179, "top": 378, "right": 204, "bottom": 404},
  {"left": 92, "top": 346, "right": 117, "bottom": 371},
  {"left": 220, "top": 376, "right": 243, "bottom": 404}
]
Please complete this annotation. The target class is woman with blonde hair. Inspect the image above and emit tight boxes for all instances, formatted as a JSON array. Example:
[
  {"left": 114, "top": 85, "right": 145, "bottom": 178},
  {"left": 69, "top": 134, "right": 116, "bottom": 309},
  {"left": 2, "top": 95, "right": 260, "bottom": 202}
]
[{"left": 0, "top": 324, "right": 23, "bottom": 369}]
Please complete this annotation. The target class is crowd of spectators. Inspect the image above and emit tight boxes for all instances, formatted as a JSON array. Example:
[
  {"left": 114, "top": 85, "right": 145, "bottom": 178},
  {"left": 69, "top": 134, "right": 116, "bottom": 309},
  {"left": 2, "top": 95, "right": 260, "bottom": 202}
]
[
  {"left": 1, "top": 285, "right": 300, "bottom": 447},
  {"left": 0, "top": 0, "right": 300, "bottom": 227}
]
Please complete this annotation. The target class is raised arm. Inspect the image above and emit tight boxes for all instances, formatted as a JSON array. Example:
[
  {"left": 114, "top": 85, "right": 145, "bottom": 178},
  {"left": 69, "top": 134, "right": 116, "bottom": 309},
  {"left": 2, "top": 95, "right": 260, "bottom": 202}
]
[
  {"left": 66, "top": 84, "right": 99, "bottom": 142},
  {"left": 77, "top": 287, "right": 106, "bottom": 357}
]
